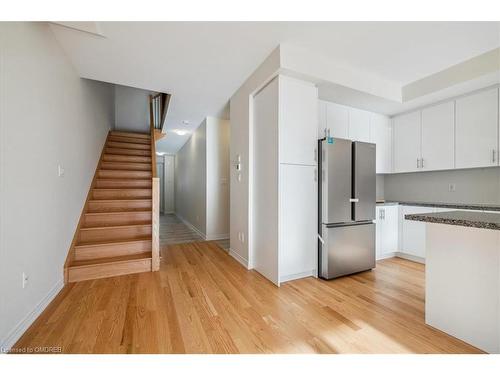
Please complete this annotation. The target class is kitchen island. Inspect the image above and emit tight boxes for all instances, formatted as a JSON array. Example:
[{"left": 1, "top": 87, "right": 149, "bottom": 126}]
[{"left": 406, "top": 211, "right": 500, "bottom": 353}]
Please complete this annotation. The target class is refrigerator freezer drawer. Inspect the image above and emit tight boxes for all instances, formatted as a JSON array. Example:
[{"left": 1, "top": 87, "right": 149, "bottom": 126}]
[{"left": 319, "top": 223, "right": 375, "bottom": 279}]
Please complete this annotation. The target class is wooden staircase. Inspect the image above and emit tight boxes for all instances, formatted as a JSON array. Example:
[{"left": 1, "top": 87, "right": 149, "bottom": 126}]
[{"left": 64, "top": 130, "right": 160, "bottom": 283}]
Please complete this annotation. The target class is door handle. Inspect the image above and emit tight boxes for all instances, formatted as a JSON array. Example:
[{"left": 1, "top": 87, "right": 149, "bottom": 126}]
[{"left": 349, "top": 198, "right": 359, "bottom": 203}]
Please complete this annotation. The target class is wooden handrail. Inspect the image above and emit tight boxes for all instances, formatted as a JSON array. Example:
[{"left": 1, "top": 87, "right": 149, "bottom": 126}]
[{"left": 149, "top": 95, "right": 158, "bottom": 178}]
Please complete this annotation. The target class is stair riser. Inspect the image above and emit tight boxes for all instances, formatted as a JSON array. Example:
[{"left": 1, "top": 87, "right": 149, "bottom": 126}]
[
  {"left": 97, "top": 170, "right": 152, "bottom": 179},
  {"left": 92, "top": 189, "right": 152, "bottom": 200},
  {"left": 74, "top": 241, "right": 152, "bottom": 261},
  {"left": 107, "top": 141, "right": 150, "bottom": 150},
  {"left": 110, "top": 131, "right": 150, "bottom": 140},
  {"left": 105, "top": 148, "right": 151, "bottom": 157},
  {"left": 68, "top": 258, "right": 152, "bottom": 282},
  {"left": 102, "top": 154, "right": 152, "bottom": 163},
  {"left": 80, "top": 226, "right": 152, "bottom": 243},
  {"left": 87, "top": 200, "right": 152, "bottom": 213},
  {"left": 95, "top": 179, "right": 152, "bottom": 189},
  {"left": 83, "top": 212, "right": 151, "bottom": 227},
  {"left": 108, "top": 136, "right": 150, "bottom": 145},
  {"left": 101, "top": 162, "right": 151, "bottom": 171}
]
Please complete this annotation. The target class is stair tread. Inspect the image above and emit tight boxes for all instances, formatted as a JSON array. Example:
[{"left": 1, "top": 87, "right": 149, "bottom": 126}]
[
  {"left": 88, "top": 199, "right": 151, "bottom": 202},
  {"left": 75, "top": 237, "right": 152, "bottom": 248},
  {"left": 110, "top": 131, "right": 150, "bottom": 139},
  {"left": 85, "top": 210, "right": 151, "bottom": 216},
  {"left": 80, "top": 223, "right": 152, "bottom": 231},
  {"left": 70, "top": 252, "right": 152, "bottom": 268}
]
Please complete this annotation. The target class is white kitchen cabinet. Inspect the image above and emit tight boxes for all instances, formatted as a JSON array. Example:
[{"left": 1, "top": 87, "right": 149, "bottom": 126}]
[
  {"left": 280, "top": 164, "right": 317, "bottom": 282},
  {"left": 400, "top": 205, "right": 434, "bottom": 260},
  {"left": 370, "top": 113, "right": 392, "bottom": 174},
  {"left": 279, "top": 76, "right": 318, "bottom": 166},
  {"left": 421, "top": 101, "right": 455, "bottom": 171},
  {"left": 349, "top": 108, "right": 371, "bottom": 143},
  {"left": 252, "top": 75, "right": 318, "bottom": 286},
  {"left": 455, "top": 87, "right": 499, "bottom": 169},
  {"left": 325, "top": 102, "right": 349, "bottom": 139},
  {"left": 318, "top": 100, "right": 327, "bottom": 138},
  {"left": 393, "top": 111, "right": 421, "bottom": 173},
  {"left": 375, "top": 205, "right": 399, "bottom": 260}
]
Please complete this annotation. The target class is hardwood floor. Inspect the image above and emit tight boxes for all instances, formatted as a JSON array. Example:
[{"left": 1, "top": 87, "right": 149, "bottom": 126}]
[{"left": 12, "top": 242, "right": 482, "bottom": 354}]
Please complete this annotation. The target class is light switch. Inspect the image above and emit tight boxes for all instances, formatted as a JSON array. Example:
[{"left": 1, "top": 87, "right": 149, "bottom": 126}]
[{"left": 58, "top": 165, "right": 65, "bottom": 177}]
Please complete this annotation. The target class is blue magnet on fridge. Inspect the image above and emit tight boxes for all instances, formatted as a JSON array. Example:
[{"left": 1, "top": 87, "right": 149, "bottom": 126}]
[{"left": 327, "top": 137, "right": 334, "bottom": 144}]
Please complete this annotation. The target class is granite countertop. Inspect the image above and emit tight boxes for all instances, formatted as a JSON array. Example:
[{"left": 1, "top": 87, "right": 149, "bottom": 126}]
[
  {"left": 376, "top": 200, "right": 500, "bottom": 212},
  {"left": 405, "top": 210, "right": 500, "bottom": 230}
]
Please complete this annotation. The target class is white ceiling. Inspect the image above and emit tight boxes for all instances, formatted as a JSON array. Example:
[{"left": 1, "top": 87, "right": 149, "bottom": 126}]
[{"left": 50, "top": 22, "right": 500, "bottom": 153}]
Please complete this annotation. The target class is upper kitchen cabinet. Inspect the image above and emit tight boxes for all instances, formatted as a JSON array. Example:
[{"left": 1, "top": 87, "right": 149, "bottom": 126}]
[
  {"left": 325, "top": 101, "right": 349, "bottom": 139},
  {"left": 370, "top": 113, "right": 392, "bottom": 174},
  {"left": 421, "top": 101, "right": 455, "bottom": 171},
  {"left": 349, "top": 108, "right": 371, "bottom": 143},
  {"left": 279, "top": 76, "right": 318, "bottom": 166},
  {"left": 393, "top": 111, "right": 421, "bottom": 173},
  {"left": 455, "top": 87, "right": 499, "bottom": 169}
]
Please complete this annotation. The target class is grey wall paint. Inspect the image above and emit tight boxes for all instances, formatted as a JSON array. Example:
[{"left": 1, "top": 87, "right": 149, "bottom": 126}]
[
  {"left": 376, "top": 175, "right": 385, "bottom": 201},
  {"left": 0, "top": 23, "right": 114, "bottom": 348},
  {"left": 175, "top": 120, "right": 207, "bottom": 235},
  {"left": 383, "top": 167, "right": 500, "bottom": 204},
  {"left": 114, "top": 85, "right": 150, "bottom": 133}
]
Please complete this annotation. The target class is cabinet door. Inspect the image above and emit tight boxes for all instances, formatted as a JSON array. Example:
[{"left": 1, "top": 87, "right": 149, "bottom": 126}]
[
  {"left": 401, "top": 206, "right": 432, "bottom": 259},
  {"left": 279, "top": 76, "right": 318, "bottom": 166},
  {"left": 393, "top": 111, "right": 421, "bottom": 173},
  {"left": 318, "top": 100, "right": 327, "bottom": 139},
  {"left": 349, "top": 108, "right": 371, "bottom": 142},
  {"left": 370, "top": 113, "right": 392, "bottom": 174},
  {"left": 380, "top": 205, "right": 399, "bottom": 255},
  {"left": 456, "top": 88, "right": 499, "bottom": 169},
  {"left": 421, "top": 101, "right": 455, "bottom": 171},
  {"left": 326, "top": 102, "right": 349, "bottom": 139},
  {"left": 279, "top": 164, "right": 317, "bottom": 282},
  {"left": 375, "top": 207, "right": 383, "bottom": 260}
]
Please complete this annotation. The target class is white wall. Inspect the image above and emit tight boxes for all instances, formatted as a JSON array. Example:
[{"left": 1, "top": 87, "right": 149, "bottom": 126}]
[
  {"left": 0, "top": 23, "right": 115, "bottom": 349},
  {"left": 229, "top": 47, "right": 281, "bottom": 267},
  {"left": 175, "top": 120, "right": 207, "bottom": 236},
  {"left": 114, "top": 84, "right": 150, "bottom": 133},
  {"left": 206, "top": 117, "right": 230, "bottom": 240}
]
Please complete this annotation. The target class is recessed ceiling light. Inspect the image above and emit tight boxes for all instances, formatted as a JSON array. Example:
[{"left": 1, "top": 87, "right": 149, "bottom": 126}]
[
  {"left": 156, "top": 152, "right": 166, "bottom": 156},
  {"left": 182, "top": 120, "right": 190, "bottom": 125},
  {"left": 174, "top": 129, "right": 188, "bottom": 136}
]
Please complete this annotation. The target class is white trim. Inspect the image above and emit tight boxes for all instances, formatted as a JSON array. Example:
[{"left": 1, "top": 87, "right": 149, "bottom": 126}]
[
  {"left": 1, "top": 278, "right": 64, "bottom": 353},
  {"left": 228, "top": 248, "right": 249, "bottom": 269},
  {"left": 376, "top": 252, "right": 397, "bottom": 261},
  {"left": 279, "top": 269, "right": 315, "bottom": 284},
  {"left": 395, "top": 252, "right": 426, "bottom": 264},
  {"left": 174, "top": 213, "right": 206, "bottom": 240},
  {"left": 205, "top": 234, "right": 230, "bottom": 241}
]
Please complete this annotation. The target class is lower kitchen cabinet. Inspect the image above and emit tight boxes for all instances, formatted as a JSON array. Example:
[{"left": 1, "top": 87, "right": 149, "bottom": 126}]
[
  {"left": 399, "top": 205, "right": 434, "bottom": 261},
  {"left": 375, "top": 205, "right": 399, "bottom": 260}
]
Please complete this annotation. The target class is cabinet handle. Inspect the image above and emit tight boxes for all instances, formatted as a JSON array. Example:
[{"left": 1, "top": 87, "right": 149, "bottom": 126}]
[
  {"left": 379, "top": 210, "right": 383, "bottom": 220},
  {"left": 314, "top": 148, "right": 317, "bottom": 162},
  {"left": 493, "top": 150, "right": 496, "bottom": 164},
  {"left": 314, "top": 168, "right": 317, "bottom": 182},
  {"left": 417, "top": 158, "right": 420, "bottom": 168},
  {"left": 382, "top": 209, "right": 385, "bottom": 220},
  {"left": 421, "top": 158, "right": 424, "bottom": 168}
]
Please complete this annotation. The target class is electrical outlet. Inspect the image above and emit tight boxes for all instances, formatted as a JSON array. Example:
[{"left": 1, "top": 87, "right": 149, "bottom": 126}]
[
  {"left": 58, "top": 164, "right": 65, "bottom": 177},
  {"left": 22, "top": 272, "right": 29, "bottom": 289},
  {"left": 448, "top": 183, "right": 456, "bottom": 192}
]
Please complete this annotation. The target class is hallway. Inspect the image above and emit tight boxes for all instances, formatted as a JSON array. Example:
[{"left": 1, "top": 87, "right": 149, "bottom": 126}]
[{"left": 160, "top": 214, "right": 229, "bottom": 250}]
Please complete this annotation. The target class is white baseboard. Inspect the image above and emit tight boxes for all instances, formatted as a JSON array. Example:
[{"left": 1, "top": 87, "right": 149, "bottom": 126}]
[
  {"left": 228, "top": 248, "right": 249, "bottom": 269},
  {"left": 205, "top": 234, "right": 230, "bottom": 241},
  {"left": 174, "top": 213, "right": 206, "bottom": 240},
  {"left": 376, "top": 252, "right": 397, "bottom": 261},
  {"left": 280, "top": 269, "right": 315, "bottom": 283},
  {"left": 1, "top": 278, "right": 64, "bottom": 353},
  {"left": 395, "top": 252, "right": 426, "bottom": 264}
]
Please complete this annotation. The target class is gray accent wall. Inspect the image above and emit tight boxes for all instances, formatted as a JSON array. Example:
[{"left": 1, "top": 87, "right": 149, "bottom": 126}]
[{"left": 382, "top": 167, "right": 500, "bottom": 205}]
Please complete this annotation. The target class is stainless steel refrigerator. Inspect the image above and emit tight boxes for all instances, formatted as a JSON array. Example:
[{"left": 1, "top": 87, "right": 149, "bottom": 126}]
[{"left": 318, "top": 138, "right": 376, "bottom": 279}]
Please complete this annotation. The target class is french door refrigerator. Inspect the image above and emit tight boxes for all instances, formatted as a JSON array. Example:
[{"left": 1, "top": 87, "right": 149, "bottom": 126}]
[{"left": 318, "top": 138, "right": 376, "bottom": 279}]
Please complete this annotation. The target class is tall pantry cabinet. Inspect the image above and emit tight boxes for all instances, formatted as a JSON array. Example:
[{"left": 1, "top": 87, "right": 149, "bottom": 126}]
[{"left": 252, "top": 75, "right": 318, "bottom": 286}]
